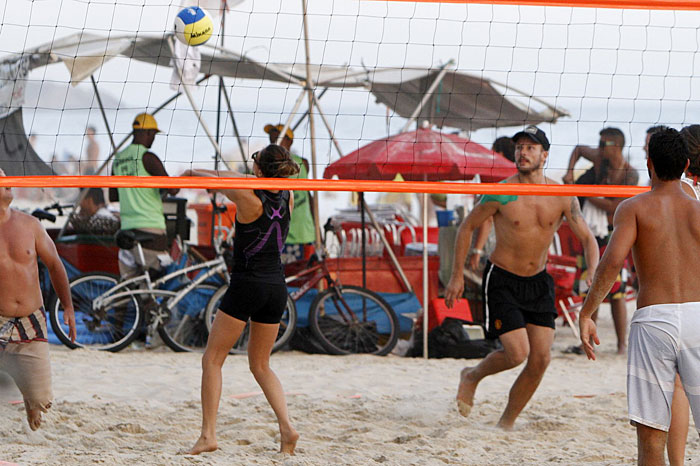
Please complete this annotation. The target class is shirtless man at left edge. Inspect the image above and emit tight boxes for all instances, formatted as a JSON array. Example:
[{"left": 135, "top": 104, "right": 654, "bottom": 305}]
[{"left": 0, "top": 168, "right": 75, "bottom": 430}]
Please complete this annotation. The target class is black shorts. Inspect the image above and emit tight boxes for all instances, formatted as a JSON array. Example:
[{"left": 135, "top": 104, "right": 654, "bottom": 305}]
[
  {"left": 219, "top": 281, "right": 288, "bottom": 324},
  {"left": 482, "top": 261, "right": 556, "bottom": 339}
]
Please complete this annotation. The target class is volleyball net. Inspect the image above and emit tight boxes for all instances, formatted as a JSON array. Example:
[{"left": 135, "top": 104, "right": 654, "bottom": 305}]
[{"left": 1, "top": 0, "right": 699, "bottom": 201}]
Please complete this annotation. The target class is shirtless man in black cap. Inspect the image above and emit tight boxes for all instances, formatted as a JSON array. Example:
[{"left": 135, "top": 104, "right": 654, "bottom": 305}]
[{"left": 446, "top": 126, "right": 599, "bottom": 429}]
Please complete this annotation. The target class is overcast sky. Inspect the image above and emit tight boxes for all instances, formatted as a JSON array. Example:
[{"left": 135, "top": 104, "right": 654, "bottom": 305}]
[{"left": 3, "top": 0, "right": 700, "bottom": 180}]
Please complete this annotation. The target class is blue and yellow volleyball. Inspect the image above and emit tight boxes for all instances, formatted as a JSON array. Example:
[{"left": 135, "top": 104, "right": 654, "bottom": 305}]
[{"left": 174, "top": 6, "right": 213, "bottom": 46}]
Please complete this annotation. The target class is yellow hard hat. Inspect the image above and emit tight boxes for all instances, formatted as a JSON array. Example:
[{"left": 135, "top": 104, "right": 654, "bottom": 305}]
[
  {"left": 264, "top": 123, "right": 294, "bottom": 140},
  {"left": 132, "top": 113, "right": 160, "bottom": 132}
]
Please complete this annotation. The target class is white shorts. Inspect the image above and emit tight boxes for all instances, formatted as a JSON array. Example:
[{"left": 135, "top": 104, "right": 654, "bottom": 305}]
[{"left": 627, "top": 302, "right": 700, "bottom": 432}]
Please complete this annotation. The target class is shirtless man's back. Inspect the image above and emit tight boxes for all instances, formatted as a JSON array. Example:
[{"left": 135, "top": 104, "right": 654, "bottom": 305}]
[
  {"left": 0, "top": 169, "right": 75, "bottom": 430},
  {"left": 445, "top": 126, "right": 600, "bottom": 429},
  {"left": 579, "top": 128, "right": 700, "bottom": 466}
]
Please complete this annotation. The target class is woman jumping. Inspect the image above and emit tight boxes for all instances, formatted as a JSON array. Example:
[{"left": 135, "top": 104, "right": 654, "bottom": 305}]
[{"left": 184, "top": 144, "right": 300, "bottom": 455}]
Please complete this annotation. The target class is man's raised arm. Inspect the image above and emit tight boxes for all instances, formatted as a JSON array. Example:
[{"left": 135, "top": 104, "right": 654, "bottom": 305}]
[
  {"left": 445, "top": 201, "right": 499, "bottom": 308},
  {"left": 578, "top": 200, "right": 637, "bottom": 360},
  {"left": 563, "top": 146, "right": 601, "bottom": 184}
]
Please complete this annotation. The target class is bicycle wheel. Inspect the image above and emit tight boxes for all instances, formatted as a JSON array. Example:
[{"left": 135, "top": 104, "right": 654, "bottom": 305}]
[
  {"left": 49, "top": 273, "right": 141, "bottom": 352},
  {"left": 158, "top": 282, "right": 219, "bottom": 353},
  {"left": 308, "top": 285, "right": 399, "bottom": 356},
  {"left": 204, "top": 286, "right": 297, "bottom": 355}
]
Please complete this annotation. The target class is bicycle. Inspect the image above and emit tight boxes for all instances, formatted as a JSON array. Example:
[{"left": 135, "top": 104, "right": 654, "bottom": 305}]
[
  {"left": 49, "top": 227, "right": 230, "bottom": 353},
  {"left": 204, "top": 235, "right": 399, "bottom": 356}
]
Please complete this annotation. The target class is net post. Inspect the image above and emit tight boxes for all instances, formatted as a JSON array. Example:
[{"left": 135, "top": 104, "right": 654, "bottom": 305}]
[{"left": 422, "top": 192, "right": 429, "bottom": 359}]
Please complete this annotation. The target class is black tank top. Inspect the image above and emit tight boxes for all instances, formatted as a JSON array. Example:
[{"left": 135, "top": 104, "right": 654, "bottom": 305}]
[{"left": 231, "top": 190, "right": 291, "bottom": 284}]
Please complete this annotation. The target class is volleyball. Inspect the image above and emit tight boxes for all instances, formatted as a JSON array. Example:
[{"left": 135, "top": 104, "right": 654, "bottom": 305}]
[{"left": 174, "top": 6, "right": 213, "bottom": 46}]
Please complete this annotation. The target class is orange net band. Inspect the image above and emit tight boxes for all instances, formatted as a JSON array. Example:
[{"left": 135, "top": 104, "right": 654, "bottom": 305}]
[
  {"left": 378, "top": 0, "right": 700, "bottom": 11},
  {"left": 1, "top": 176, "right": 649, "bottom": 197}
]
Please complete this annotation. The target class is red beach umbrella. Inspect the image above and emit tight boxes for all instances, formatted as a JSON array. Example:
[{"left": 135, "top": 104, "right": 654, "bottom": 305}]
[{"left": 323, "top": 128, "right": 516, "bottom": 182}]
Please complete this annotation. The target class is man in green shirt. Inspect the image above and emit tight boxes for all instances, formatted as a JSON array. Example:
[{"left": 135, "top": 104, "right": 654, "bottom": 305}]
[
  {"left": 264, "top": 124, "right": 316, "bottom": 263},
  {"left": 109, "top": 113, "right": 178, "bottom": 277}
]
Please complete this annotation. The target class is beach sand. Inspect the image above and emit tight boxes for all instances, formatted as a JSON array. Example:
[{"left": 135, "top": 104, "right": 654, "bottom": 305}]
[{"left": 1, "top": 304, "right": 698, "bottom": 465}]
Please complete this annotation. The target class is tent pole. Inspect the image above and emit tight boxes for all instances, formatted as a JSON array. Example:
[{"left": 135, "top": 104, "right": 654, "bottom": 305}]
[
  {"left": 275, "top": 90, "right": 307, "bottom": 146},
  {"left": 91, "top": 76, "right": 117, "bottom": 153},
  {"left": 400, "top": 60, "right": 454, "bottom": 133},
  {"left": 214, "top": 6, "right": 227, "bottom": 172},
  {"left": 220, "top": 83, "right": 249, "bottom": 173},
  {"left": 363, "top": 202, "right": 413, "bottom": 293},
  {"left": 423, "top": 191, "right": 429, "bottom": 359},
  {"left": 167, "top": 37, "right": 230, "bottom": 171},
  {"left": 301, "top": 0, "right": 322, "bottom": 248},
  {"left": 215, "top": 77, "right": 223, "bottom": 170},
  {"left": 292, "top": 88, "right": 328, "bottom": 131},
  {"left": 310, "top": 90, "right": 343, "bottom": 157}
]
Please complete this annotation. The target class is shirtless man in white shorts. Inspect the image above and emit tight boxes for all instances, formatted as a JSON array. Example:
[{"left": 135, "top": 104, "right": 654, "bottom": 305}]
[
  {"left": 0, "top": 169, "right": 76, "bottom": 430},
  {"left": 580, "top": 127, "right": 700, "bottom": 465}
]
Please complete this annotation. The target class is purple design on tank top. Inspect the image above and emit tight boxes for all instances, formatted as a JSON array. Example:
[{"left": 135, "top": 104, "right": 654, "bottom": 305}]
[
  {"left": 269, "top": 205, "right": 283, "bottom": 220},
  {"left": 243, "top": 221, "right": 285, "bottom": 260}
]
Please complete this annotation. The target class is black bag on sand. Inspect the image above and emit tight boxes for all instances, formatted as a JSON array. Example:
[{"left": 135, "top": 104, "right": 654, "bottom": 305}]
[
  {"left": 417, "top": 317, "right": 499, "bottom": 359},
  {"left": 289, "top": 327, "right": 328, "bottom": 354}
]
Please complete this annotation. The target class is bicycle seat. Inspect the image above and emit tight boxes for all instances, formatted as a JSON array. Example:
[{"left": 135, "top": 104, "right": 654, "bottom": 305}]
[{"left": 115, "top": 229, "right": 154, "bottom": 250}]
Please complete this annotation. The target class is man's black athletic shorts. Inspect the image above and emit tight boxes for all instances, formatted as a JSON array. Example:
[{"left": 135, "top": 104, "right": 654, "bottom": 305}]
[{"left": 481, "top": 260, "right": 556, "bottom": 339}]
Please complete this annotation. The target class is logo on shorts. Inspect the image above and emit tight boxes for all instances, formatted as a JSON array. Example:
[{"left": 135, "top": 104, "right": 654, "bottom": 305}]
[{"left": 494, "top": 319, "right": 502, "bottom": 330}]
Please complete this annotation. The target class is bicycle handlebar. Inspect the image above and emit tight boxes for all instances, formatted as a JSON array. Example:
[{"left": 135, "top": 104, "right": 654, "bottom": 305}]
[{"left": 31, "top": 209, "right": 56, "bottom": 223}]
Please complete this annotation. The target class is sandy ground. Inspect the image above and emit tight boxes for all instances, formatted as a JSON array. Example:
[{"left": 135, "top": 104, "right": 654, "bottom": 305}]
[{"left": 1, "top": 305, "right": 698, "bottom": 466}]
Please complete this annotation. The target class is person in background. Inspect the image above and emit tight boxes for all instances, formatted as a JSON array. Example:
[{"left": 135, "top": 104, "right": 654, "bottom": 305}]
[
  {"left": 109, "top": 113, "right": 178, "bottom": 278},
  {"left": 264, "top": 124, "right": 316, "bottom": 263},
  {"left": 68, "top": 188, "right": 119, "bottom": 236},
  {"left": 680, "top": 125, "right": 700, "bottom": 197},
  {"left": 83, "top": 126, "right": 100, "bottom": 175},
  {"left": 562, "top": 127, "right": 638, "bottom": 355},
  {"left": 493, "top": 136, "right": 515, "bottom": 163}
]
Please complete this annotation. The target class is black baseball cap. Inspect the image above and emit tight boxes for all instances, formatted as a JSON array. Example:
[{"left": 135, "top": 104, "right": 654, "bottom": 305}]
[{"left": 512, "top": 125, "right": 550, "bottom": 151}]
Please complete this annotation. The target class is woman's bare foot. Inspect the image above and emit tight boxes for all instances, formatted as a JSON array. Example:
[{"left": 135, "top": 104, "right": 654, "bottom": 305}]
[
  {"left": 24, "top": 401, "right": 43, "bottom": 431},
  {"left": 456, "top": 367, "right": 478, "bottom": 417},
  {"left": 280, "top": 426, "right": 299, "bottom": 455},
  {"left": 187, "top": 435, "right": 218, "bottom": 455}
]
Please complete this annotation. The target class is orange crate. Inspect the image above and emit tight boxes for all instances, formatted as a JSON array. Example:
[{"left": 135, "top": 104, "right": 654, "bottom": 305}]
[{"left": 190, "top": 203, "right": 236, "bottom": 246}]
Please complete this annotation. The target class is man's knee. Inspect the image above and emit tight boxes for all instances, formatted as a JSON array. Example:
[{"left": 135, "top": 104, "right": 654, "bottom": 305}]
[
  {"left": 504, "top": 346, "right": 529, "bottom": 367},
  {"left": 525, "top": 351, "right": 551, "bottom": 374}
]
